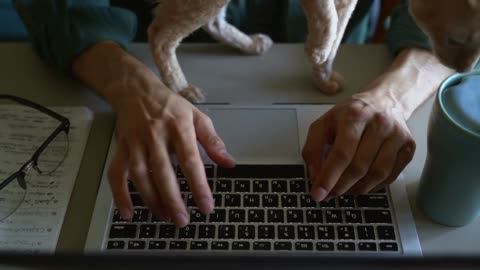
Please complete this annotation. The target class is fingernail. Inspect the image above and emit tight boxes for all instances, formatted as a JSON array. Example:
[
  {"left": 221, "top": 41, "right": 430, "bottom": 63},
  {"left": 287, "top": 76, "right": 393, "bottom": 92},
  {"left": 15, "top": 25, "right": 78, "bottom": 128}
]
[
  {"left": 311, "top": 187, "right": 328, "bottom": 202},
  {"left": 324, "top": 195, "right": 333, "bottom": 202},
  {"left": 174, "top": 212, "right": 189, "bottom": 228},
  {"left": 198, "top": 197, "right": 214, "bottom": 214}
]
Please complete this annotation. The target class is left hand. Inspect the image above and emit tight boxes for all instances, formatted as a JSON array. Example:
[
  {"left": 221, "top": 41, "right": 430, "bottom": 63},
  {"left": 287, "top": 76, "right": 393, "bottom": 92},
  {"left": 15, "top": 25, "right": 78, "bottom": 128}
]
[{"left": 303, "top": 95, "right": 416, "bottom": 202}]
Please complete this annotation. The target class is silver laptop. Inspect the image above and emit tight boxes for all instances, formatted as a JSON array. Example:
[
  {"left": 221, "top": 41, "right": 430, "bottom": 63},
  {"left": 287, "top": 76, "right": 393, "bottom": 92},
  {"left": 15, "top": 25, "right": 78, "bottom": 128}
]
[{"left": 85, "top": 104, "right": 422, "bottom": 256}]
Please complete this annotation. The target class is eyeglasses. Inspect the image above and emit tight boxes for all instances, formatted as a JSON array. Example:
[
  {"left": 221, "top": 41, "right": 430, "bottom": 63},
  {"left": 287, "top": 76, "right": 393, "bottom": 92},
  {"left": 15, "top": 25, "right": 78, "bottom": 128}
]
[{"left": 0, "top": 95, "right": 70, "bottom": 221}]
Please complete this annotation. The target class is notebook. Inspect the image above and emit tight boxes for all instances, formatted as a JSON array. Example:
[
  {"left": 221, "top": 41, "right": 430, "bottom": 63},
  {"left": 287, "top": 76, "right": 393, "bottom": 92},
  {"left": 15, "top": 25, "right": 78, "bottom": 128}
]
[{"left": 85, "top": 105, "right": 421, "bottom": 255}]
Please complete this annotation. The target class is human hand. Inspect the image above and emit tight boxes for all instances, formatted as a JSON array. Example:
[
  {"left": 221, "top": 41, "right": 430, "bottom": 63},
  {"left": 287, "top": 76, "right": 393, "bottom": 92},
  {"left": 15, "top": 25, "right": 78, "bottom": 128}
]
[
  {"left": 303, "top": 95, "right": 415, "bottom": 202},
  {"left": 106, "top": 77, "right": 236, "bottom": 227}
]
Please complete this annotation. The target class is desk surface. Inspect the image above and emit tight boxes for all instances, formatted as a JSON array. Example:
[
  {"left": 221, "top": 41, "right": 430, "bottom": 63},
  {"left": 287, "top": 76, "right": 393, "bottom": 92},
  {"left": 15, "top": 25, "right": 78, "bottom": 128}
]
[{"left": 0, "top": 42, "right": 479, "bottom": 255}]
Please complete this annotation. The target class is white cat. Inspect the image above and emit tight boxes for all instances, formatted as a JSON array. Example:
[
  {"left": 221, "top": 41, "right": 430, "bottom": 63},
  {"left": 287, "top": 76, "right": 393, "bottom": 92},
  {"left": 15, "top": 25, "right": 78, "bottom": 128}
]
[{"left": 148, "top": 0, "right": 358, "bottom": 103}]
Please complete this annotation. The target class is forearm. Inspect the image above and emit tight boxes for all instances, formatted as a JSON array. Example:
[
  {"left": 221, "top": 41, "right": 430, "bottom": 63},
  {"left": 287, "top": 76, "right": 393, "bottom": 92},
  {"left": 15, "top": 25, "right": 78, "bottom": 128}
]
[
  {"left": 355, "top": 48, "right": 454, "bottom": 120},
  {"left": 72, "top": 41, "right": 165, "bottom": 110}
]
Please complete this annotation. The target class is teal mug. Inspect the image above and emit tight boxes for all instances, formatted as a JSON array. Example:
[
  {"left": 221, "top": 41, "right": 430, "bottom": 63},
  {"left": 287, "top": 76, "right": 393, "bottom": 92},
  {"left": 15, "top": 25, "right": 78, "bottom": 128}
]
[{"left": 417, "top": 70, "right": 480, "bottom": 227}]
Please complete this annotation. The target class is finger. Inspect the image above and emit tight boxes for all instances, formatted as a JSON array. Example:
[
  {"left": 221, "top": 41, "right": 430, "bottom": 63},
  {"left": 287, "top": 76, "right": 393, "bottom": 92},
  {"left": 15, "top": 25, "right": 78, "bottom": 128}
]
[
  {"left": 108, "top": 141, "right": 133, "bottom": 220},
  {"left": 311, "top": 112, "right": 367, "bottom": 202},
  {"left": 149, "top": 133, "right": 189, "bottom": 227},
  {"left": 329, "top": 113, "right": 393, "bottom": 196},
  {"left": 172, "top": 119, "right": 214, "bottom": 215},
  {"left": 194, "top": 111, "right": 236, "bottom": 168},
  {"left": 302, "top": 118, "right": 329, "bottom": 181},
  {"left": 127, "top": 140, "right": 168, "bottom": 221}
]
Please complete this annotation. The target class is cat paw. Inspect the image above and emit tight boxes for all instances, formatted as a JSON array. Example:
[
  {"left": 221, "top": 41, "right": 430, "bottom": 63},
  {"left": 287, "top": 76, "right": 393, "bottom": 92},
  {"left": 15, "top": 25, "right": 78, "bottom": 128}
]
[
  {"left": 178, "top": 85, "right": 206, "bottom": 103},
  {"left": 313, "top": 70, "right": 344, "bottom": 95},
  {"left": 305, "top": 43, "right": 330, "bottom": 65},
  {"left": 245, "top": 34, "right": 273, "bottom": 55}
]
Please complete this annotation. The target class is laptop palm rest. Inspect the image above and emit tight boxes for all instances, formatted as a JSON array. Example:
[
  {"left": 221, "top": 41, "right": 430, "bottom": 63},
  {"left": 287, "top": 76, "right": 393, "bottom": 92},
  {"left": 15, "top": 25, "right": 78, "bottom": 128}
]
[{"left": 206, "top": 108, "right": 301, "bottom": 163}]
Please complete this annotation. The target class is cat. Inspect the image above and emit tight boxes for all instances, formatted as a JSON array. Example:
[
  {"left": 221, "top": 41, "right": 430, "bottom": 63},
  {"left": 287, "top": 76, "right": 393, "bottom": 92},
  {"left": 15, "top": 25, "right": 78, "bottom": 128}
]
[
  {"left": 148, "top": 0, "right": 358, "bottom": 103},
  {"left": 409, "top": 0, "right": 480, "bottom": 72}
]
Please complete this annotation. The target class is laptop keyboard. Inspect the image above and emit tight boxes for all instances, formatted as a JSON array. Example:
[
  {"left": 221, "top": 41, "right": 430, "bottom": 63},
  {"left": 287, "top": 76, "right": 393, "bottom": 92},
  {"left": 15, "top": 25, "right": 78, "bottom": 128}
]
[{"left": 105, "top": 165, "right": 400, "bottom": 253}]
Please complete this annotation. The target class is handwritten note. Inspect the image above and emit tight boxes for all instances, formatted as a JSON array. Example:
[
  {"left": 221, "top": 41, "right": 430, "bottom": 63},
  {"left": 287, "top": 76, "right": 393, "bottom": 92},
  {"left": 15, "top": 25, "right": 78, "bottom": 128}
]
[{"left": 0, "top": 105, "right": 93, "bottom": 253}]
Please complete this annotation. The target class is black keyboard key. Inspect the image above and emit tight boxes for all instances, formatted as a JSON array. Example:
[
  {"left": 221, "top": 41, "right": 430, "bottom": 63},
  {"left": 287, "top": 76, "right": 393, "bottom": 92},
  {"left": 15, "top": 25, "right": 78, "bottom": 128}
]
[
  {"left": 232, "top": 241, "right": 250, "bottom": 250},
  {"left": 112, "top": 209, "right": 129, "bottom": 222},
  {"left": 109, "top": 224, "right": 137, "bottom": 239},
  {"left": 267, "top": 209, "right": 284, "bottom": 223},
  {"left": 319, "top": 199, "right": 336, "bottom": 208},
  {"left": 148, "top": 241, "right": 167, "bottom": 250},
  {"left": 190, "top": 209, "right": 207, "bottom": 222},
  {"left": 379, "top": 242, "right": 398, "bottom": 251},
  {"left": 297, "top": 226, "right": 315, "bottom": 240},
  {"left": 338, "top": 195, "right": 355, "bottom": 208},
  {"left": 216, "top": 180, "right": 232, "bottom": 192},
  {"left": 186, "top": 194, "right": 196, "bottom": 207},
  {"left": 217, "top": 165, "right": 305, "bottom": 178},
  {"left": 364, "top": 210, "right": 392, "bottom": 224},
  {"left": 281, "top": 195, "right": 298, "bottom": 207},
  {"left": 128, "top": 181, "right": 136, "bottom": 192},
  {"left": 337, "top": 226, "right": 355, "bottom": 240},
  {"left": 262, "top": 194, "right": 279, "bottom": 207},
  {"left": 177, "top": 164, "right": 214, "bottom": 178},
  {"left": 213, "top": 194, "right": 222, "bottom": 207},
  {"left": 132, "top": 208, "right": 149, "bottom": 222},
  {"left": 253, "top": 180, "right": 269, "bottom": 192},
  {"left": 130, "top": 194, "right": 144, "bottom": 207},
  {"left": 234, "top": 180, "right": 251, "bottom": 192},
  {"left": 128, "top": 241, "right": 146, "bottom": 250},
  {"left": 317, "top": 226, "right": 335, "bottom": 240},
  {"left": 178, "top": 225, "right": 196, "bottom": 239},
  {"left": 258, "top": 225, "right": 275, "bottom": 239},
  {"left": 287, "top": 209, "right": 304, "bottom": 223},
  {"left": 338, "top": 242, "right": 355, "bottom": 251},
  {"left": 107, "top": 240, "right": 125, "bottom": 250},
  {"left": 271, "top": 180, "right": 287, "bottom": 193},
  {"left": 300, "top": 194, "right": 317, "bottom": 207},
  {"left": 357, "top": 195, "right": 389, "bottom": 208},
  {"left": 198, "top": 225, "right": 216, "bottom": 239},
  {"left": 209, "top": 209, "right": 226, "bottom": 223},
  {"left": 238, "top": 225, "right": 255, "bottom": 239},
  {"left": 212, "top": 241, "right": 229, "bottom": 250},
  {"left": 191, "top": 241, "right": 208, "bottom": 250},
  {"left": 224, "top": 194, "right": 241, "bottom": 207},
  {"left": 218, "top": 225, "right": 235, "bottom": 239},
  {"left": 289, "top": 180, "right": 306, "bottom": 192},
  {"left": 345, "top": 210, "right": 362, "bottom": 223},
  {"left": 139, "top": 224, "right": 156, "bottom": 239},
  {"left": 357, "top": 226, "right": 376, "bottom": 240},
  {"left": 316, "top": 242, "right": 334, "bottom": 251},
  {"left": 377, "top": 226, "right": 396, "bottom": 240},
  {"left": 248, "top": 209, "right": 265, "bottom": 223},
  {"left": 228, "top": 209, "right": 246, "bottom": 223},
  {"left": 158, "top": 224, "right": 176, "bottom": 238},
  {"left": 179, "top": 179, "right": 189, "bottom": 192},
  {"left": 278, "top": 225, "right": 295, "bottom": 239},
  {"left": 295, "top": 242, "right": 314, "bottom": 251},
  {"left": 358, "top": 242, "right": 377, "bottom": 251},
  {"left": 253, "top": 242, "right": 271, "bottom": 250},
  {"left": 325, "top": 210, "right": 343, "bottom": 223},
  {"left": 170, "top": 241, "right": 188, "bottom": 250},
  {"left": 243, "top": 194, "right": 260, "bottom": 207},
  {"left": 274, "top": 242, "right": 292, "bottom": 250},
  {"left": 306, "top": 209, "right": 323, "bottom": 223}
]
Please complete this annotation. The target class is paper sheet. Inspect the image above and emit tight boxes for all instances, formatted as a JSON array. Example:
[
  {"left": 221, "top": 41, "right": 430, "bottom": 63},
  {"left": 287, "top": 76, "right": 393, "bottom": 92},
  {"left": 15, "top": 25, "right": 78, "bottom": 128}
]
[{"left": 0, "top": 105, "right": 93, "bottom": 253}]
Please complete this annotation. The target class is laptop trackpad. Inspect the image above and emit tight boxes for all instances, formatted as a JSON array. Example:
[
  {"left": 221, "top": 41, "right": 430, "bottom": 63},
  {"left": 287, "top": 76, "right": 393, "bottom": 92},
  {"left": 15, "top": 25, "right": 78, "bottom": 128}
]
[{"left": 207, "top": 108, "right": 300, "bottom": 162}]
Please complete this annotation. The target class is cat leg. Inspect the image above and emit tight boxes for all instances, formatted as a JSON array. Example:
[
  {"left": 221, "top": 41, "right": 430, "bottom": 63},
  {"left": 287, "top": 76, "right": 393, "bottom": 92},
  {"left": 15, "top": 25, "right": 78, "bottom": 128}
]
[
  {"left": 202, "top": 5, "right": 273, "bottom": 55},
  {"left": 148, "top": 0, "right": 228, "bottom": 103}
]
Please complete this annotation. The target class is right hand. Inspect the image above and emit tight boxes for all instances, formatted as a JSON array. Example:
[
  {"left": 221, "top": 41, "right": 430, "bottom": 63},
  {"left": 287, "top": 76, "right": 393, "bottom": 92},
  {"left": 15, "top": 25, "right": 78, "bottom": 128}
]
[{"left": 106, "top": 75, "right": 236, "bottom": 227}]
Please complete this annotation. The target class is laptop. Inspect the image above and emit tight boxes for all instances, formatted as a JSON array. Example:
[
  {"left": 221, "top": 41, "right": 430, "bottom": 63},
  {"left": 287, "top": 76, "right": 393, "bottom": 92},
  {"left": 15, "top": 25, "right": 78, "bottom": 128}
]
[{"left": 84, "top": 104, "right": 422, "bottom": 256}]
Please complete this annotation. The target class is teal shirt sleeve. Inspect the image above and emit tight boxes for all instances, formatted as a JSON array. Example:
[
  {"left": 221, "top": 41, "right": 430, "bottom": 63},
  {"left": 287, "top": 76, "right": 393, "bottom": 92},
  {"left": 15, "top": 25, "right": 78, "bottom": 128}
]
[
  {"left": 385, "top": 0, "right": 431, "bottom": 55},
  {"left": 13, "top": 0, "right": 137, "bottom": 74}
]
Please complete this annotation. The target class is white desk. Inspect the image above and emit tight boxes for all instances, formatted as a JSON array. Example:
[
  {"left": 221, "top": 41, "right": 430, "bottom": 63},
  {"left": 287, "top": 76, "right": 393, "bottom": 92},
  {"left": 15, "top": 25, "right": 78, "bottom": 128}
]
[{"left": 0, "top": 42, "right": 479, "bottom": 255}]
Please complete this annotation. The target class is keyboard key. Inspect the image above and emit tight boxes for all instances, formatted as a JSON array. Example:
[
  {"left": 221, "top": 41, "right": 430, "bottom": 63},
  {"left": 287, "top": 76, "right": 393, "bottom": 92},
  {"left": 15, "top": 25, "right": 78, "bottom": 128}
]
[
  {"left": 232, "top": 241, "right": 250, "bottom": 250},
  {"left": 132, "top": 208, "right": 149, "bottom": 222},
  {"left": 248, "top": 209, "right": 265, "bottom": 223},
  {"left": 286, "top": 209, "right": 304, "bottom": 223},
  {"left": 228, "top": 209, "right": 246, "bottom": 223},
  {"left": 338, "top": 196, "right": 355, "bottom": 208},
  {"left": 179, "top": 179, "right": 189, "bottom": 192},
  {"left": 139, "top": 224, "right": 156, "bottom": 239},
  {"left": 338, "top": 242, "right": 355, "bottom": 251},
  {"left": 267, "top": 209, "right": 284, "bottom": 223},
  {"left": 218, "top": 225, "right": 235, "bottom": 239},
  {"left": 278, "top": 225, "right": 295, "bottom": 239},
  {"left": 364, "top": 210, "right": 392, "bottom": 224},
  {"left": 297, "top": 226, "right": 315, "bottom": 240},
  {"left": 253, "top": 242, "right": 271, "bottom": 250},
  {"left": 191, "top": 241, "right": 208, "bottom": 250},
  {"left": 358, "top": 242, "right": 377, "bottom": 251},
  {"left": 186, "top": 194, "right": 196, "bottom": 207},
  {"left": 109, "top": 224, "right": 137, "bottom": 239},
  {"left": 178, "top": 225, "right": 196, "bottom": 239},
  {"left": 377, "top": 226, "right": 396, "bottom": 240},
  {"left": 224, "top": 194, "right": 241, "bottom": 207},
  {"left": 271, "top": 180, "right": 288, "bottom": 193},
  {"left": 128, "top": 181, "right": 136, "bottom": 192},
  {"left": 379, "top": 242, "right": 398, "bottom": 251},
  {"left": 190, "top": 209, "right": 207, "bottom": 222},
  {"left": 253, "top": 180, "right": 269, "bottom": 192},
  {"left": 158, "top": 224, "right": 176, "bottom": 238},
  {"left": 300, "top": 195, "right": 317, "bottom": 208},
  {"left": 234, "top": 180, "right": 251, "bottom": 192},
  {"left": 295, "top": 242, "right": 313, "bottom": 251},
  {"left": 357, "top": 195, "right": 389, "bottom": 208},
  {"left": 148, "top": 241, "right": 166, "bottom": 250},
  {"left": 337, "top": 226, "right": 355, "bottom": 240},
  {"left": 316, "top": 242, "right": 334, "bottom": 251},
  {"left": 317, "top": 226, "right": 335, "bottom": 240},
  {"left": 325, "top": 210, "right": 343, "bottom": 223},
  {"left": 170, "top": 241, "right": 188, "bottom": 250},
  {"left": 198, "top": 225, "right": 216, "bottom": 239},
  {"left": 258, "top": 225, "right": 275, "bottom": 239},
  {"left": 263, "top": 194, "right": 280, "bottom": 207},
  {"left": 107, "top": 240, "right": 125, "bottom": 250},
  {"left": 177, "top": 164, "right": 214, "bottom": 178},
  {"left": 281, "top": 195, "right": 298, "bottom": 207},
  {"left": 212, "top": 241, "right": 229, "bottom": 250},
  {"left": 345, "top": 210, "right": 362, "bottom": 223},
  {"left": 289, "top": 180, "right": 306, "bottom": 192},
  {"left": 274, "top": 242, "right": 292, "bottom": 250},
  {"left": 213, "top": 194, "right": 222, "bottom": 207},
  {"left": 306, "top": 209, "right": 323, "bottom": 223},
  {"left": 243, "top": 194, "right": 260, "bottom": 207},
  {"left": 130, "top": 194, "right": 144, "bottom": 207},
  {"left": 128, "top": 240, "right": 146, "bottom": 250},
  {"left": 357, "top": 226, "right": 376, "bottom": 240},
  {"left": 319, "top": 199, "right": 336, "bottom": 208},
  {"left": 216, "top": 180, "right": 232, "bottom": 192},
  {"left": 112, "top": 209, "right": 129, "bottom": 223},
  {"left": 209, "top": 209, "right": 226, "bottom": 223},
  {"left": 238, "top": 225, "right": 255, "bottom": 239}
]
